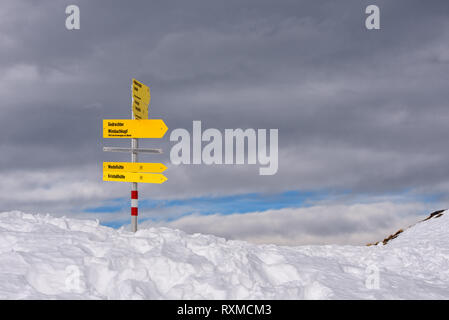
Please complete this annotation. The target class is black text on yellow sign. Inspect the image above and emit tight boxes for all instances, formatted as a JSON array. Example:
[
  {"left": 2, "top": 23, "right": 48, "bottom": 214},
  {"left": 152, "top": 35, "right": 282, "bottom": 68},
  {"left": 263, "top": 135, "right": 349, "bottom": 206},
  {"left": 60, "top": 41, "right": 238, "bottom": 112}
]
[
  {"left": 103, "top": 171, "right": 167, "bottom": 184},
  {"left": 132, "top": 78, "right": 150, "bottom": 119},
  {"left": 103, "top": 119, "right": 168, "bottom": 138},
  {"left": 132, "top": 99, "right": 149, "bottom": 120},
  {"left": 103, "top": 162, "right": 167, "bottom": 173}
]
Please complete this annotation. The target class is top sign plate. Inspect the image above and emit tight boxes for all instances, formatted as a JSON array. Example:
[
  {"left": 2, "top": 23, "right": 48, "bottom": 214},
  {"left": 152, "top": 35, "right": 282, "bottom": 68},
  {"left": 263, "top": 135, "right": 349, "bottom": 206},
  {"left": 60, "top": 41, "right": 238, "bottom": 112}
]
[
  {"left": 132, "top": 79, "right": 150, "bottom": 105},
  {"left": 132, "top": 79, "right": 150, "bottom": 119}
]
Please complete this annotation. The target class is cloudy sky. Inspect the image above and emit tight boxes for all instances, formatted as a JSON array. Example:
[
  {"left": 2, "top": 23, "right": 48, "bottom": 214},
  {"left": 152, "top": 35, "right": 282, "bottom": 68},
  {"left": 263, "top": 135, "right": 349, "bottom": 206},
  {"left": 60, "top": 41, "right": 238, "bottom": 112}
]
[{"left": 1, "top": 0, "right": 449, "bottom": 245}]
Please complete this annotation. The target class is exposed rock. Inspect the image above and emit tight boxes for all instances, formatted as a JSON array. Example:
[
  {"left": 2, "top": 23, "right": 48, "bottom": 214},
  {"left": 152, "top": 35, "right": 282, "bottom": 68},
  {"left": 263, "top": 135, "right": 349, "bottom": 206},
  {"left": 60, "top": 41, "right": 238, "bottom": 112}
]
[{"left": 367, "top": 209, "right": 446, "bottom": 246}]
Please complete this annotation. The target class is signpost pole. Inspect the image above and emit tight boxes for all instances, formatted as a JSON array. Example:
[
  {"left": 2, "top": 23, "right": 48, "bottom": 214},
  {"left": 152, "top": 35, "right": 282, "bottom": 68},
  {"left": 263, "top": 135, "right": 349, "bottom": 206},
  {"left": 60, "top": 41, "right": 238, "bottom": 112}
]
[
  {"left": 131, "top": 138, "right": 138, "bottom": 232},
  {"left": 101, "top": 79, "right": 163, "bottom": 231},
  {"left": 131, "top": 94, "right": 138, "bottom": 232}
]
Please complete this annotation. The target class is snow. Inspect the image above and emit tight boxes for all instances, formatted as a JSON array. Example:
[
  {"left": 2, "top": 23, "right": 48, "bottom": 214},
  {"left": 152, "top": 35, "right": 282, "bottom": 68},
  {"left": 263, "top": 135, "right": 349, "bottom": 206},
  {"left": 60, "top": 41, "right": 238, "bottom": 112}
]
[{"left": 0, "top": 210, "right": 448, "bottom": 299}]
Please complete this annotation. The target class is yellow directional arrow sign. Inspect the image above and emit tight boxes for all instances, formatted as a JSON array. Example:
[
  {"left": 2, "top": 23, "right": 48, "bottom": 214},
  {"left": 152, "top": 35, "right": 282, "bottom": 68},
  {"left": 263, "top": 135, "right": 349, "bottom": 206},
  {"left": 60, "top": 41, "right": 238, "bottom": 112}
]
[
  {"left": 103, "top": 119, "right": 168, "bottom": 138},
  {"left": 103, "top": 171, "right": 167, "bottom": 184},
  {"left": 103, "top": 162, "right": 167, "bottom": 173}
]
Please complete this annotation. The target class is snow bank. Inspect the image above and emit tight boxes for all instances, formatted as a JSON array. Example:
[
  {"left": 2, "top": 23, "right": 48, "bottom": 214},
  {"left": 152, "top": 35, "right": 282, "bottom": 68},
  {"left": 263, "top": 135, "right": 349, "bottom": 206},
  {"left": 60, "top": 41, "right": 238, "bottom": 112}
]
[{"left": 0, "top": 211, "right": 448, "bottom": 299}]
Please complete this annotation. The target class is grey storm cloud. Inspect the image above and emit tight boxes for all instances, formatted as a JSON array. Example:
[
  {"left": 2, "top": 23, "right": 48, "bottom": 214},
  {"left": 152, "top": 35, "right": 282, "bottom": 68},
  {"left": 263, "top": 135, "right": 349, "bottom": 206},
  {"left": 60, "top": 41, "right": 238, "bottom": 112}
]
[{"left": 1, "top": 0, "right": 449, "bottom": 243}]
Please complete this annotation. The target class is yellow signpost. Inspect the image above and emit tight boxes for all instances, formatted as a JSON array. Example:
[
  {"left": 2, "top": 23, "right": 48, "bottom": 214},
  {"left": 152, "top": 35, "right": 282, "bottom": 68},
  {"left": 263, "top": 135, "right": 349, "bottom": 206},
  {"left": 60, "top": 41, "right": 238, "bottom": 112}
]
[
  {"left": 132, "top": 78, "right": 150, "bottom": 103},
  {"left": 103, "top": 162, "right": 167, "bottom": 173},
  {"left": 103, "top": 171, "right": 167, "bottom": 184},
  {"left": 132, "top": 78, "right": 150, "bottom": 119},
  {"left": 103, "top": 119, "right": 168, "bottom": 138},
  {"left": 132, "top": 100, "right": 148, "bottom": 120},
  {"left": 102, "top": 79, "right": 167, "bottom": 232}
]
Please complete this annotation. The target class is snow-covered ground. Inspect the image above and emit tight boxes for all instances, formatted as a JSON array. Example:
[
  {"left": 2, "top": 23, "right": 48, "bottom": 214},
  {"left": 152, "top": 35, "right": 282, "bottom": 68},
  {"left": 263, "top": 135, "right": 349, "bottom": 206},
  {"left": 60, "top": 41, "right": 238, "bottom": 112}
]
[{"left": 0, "top": 210, "right": 448, "bottom": 299}]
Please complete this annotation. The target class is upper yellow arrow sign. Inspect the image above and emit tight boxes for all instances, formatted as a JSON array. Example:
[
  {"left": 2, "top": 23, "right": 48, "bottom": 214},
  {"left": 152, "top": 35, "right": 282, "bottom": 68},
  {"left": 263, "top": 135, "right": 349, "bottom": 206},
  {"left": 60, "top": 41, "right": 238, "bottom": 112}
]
[
  {"left": 103, "top": 119, "right": 168, "bottom": 138},
  {"left": 103, "top": 171, "right": 167, "bottom": 184},
  {"left": 103, "top": 162, "right": 167, "bottom": 173},
  {"left": 132, "top": 79, "right": 150, "bottom": 120}
]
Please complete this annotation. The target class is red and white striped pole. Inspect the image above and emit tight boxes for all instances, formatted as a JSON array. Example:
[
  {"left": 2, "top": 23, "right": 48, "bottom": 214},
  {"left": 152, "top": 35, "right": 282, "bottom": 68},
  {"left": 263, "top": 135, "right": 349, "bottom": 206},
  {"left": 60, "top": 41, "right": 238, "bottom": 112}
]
[
  {"left": 131, "top": 134, "right": 138, "bottom": 232},
  {"left": 131, "top": 86, "right": 138, "bottom": 232},
  {"left": 131, "top": 188, "right": 138, "bottom": 227},
  {"left": 131, "top": 190, "right": 138, "bottom": 214}
]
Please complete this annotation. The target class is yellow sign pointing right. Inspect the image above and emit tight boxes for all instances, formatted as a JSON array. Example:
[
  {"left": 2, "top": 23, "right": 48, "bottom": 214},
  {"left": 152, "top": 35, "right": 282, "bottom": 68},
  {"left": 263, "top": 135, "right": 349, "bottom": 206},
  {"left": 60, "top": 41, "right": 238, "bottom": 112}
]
[
  {"left": 103, "top": 162, "right": 167, "bottom": 173},
  {"left": 103, "top": 171, "right": 167, "bottom": 184},
  {"left": 103, "top": 119, "right": 168, "bottom": 138}
]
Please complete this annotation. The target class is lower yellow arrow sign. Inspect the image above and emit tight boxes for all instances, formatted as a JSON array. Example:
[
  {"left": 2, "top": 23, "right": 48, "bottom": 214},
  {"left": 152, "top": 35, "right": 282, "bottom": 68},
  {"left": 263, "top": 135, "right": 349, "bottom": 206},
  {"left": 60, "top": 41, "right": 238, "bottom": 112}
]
[
  {"left": 103, "top": 171, "right": 167, "bottom": 184},
  {"left": 103, "top": 162, "right": 167, "bottom": 173}
]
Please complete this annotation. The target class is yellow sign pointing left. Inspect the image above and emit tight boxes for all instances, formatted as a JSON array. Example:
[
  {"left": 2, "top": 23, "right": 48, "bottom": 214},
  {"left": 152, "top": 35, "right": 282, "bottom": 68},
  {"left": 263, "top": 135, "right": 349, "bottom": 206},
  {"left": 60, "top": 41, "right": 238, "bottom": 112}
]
[
  {"left": 103, "top": 119, "right": 168, "bottom": 138},
  {"left": 103, "top": 171, "right": 167, "bottom": 184}
]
